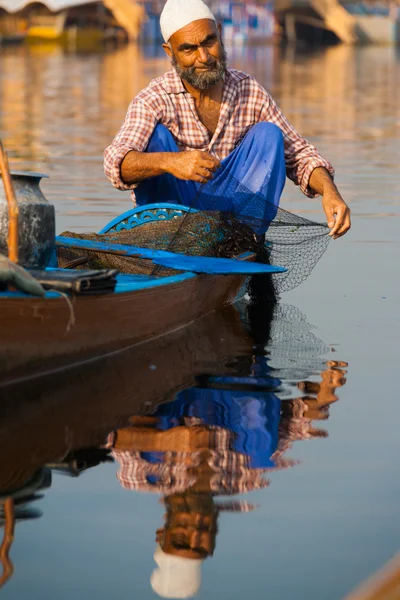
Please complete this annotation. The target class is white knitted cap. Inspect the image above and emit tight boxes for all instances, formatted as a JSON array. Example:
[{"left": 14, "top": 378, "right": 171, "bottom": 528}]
[
  {"left": 150, "top": 545, "right": 203, "bottom": 598},
  {"left": 160, "top": 0, "right": 216, "bottom": 43}
]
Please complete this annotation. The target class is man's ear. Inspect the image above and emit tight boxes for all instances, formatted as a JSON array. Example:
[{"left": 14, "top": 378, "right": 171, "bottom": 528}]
[
  {"left": 217, "top": 22, "right": 222, "bottom": 38},
  {"left": 162, "top": 43, "right": 172, "bottom": 59}
]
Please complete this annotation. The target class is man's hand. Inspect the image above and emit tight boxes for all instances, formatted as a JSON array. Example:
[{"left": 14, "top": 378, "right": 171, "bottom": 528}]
[
  {"left": 309, "top": 167, "right": 351, "bottom": 239},
  {"left": 297, "top": 360, "right": 347, "bottom": 409},
  {"left": 165, "top": 150, "right": 220, "bottom": 183},
  {"left": 121, "top": 149, "right": 219, "bottom": 185},
  {"left": 322, "top": 191, "right": 351, "bottom": 239}
]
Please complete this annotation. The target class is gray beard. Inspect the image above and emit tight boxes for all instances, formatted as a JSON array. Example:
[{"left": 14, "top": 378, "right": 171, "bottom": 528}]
[{"left": 171, "top": 49, "right": 227, "bottom": 91}]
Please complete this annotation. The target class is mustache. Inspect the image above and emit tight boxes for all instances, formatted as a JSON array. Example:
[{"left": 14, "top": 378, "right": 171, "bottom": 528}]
[
  {"left": 172, "top": 56, "right": 223, "bottom": 72},
  {"left": 171, "top": 47, "right": 227, "bottom": 90},
  {"left": 183, "top": 64, "right": 216, "bottom": 75},
  {"left": 190, "top": 58, "right": 218, "bottom": 70}
]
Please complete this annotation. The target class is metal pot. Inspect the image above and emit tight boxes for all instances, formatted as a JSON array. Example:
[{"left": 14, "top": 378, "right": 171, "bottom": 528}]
[{"left": 0, "top": 171, "right": 55, "bottom": 269}]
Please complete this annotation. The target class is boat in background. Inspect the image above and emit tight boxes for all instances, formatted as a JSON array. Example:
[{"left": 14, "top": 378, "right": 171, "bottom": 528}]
[
  {"left": 0, "top": 33, "right": 26, "bottom": 44},
  {"left": 0, "top": 9, "right": 26, "bottom": 44},
  {"left": 0, "top": 0, "right": 144, "bottom": 48}
]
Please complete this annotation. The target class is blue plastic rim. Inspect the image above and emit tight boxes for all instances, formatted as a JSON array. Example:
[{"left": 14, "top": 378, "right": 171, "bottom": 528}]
[{"left": 99, "top": 203, "right": 195, "bottom": 234}]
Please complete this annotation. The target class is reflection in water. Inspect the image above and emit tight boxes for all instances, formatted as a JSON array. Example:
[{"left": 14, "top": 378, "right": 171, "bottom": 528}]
[
  {"left": 0, "top": 300, "right": 347, "bottom": 594},
  {"left": 106, "top": 339, "right": 346, "bottom": 597},
  {"left": 0, "top": 43, "right": 398, "bottom": 232},
  {"left": 0, "top": 468, "right": 51, "bottom": 590}
]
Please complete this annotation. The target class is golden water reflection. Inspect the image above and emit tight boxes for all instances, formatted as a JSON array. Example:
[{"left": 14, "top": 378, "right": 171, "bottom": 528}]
[{"left": 0, "top": 43, "right": 398, "bottom": 231}]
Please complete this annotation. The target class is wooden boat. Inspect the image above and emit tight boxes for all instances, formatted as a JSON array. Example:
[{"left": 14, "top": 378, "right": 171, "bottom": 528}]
[
  {"left": 0, "top": 206, "right": 243, "bottom": 380},
  {"left": 343, "top": 554, "right": 400, "bottom": 600},
  {"left": 0, "top": 140, "right": 283, "bottom": 383},
  {"left": 0, "top": 201, "right": 280, "bottom": 383},
  {"left": 0, "top": 33, "right": 26, "bottom": 44}
]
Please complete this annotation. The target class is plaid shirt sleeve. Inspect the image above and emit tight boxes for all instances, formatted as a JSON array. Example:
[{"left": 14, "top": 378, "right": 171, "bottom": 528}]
[
  {"left": 103, "top": 99, "right": 158, "bottom": 191},
  {"left": 259, "top": 89, "right": 335, "bottom": 198}
]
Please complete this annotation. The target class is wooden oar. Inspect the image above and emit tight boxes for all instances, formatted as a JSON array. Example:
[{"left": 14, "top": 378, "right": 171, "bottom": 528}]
[
  {"left": 0, "top": 140, "right": 18, "bottom": 263},
  {"left": 56, "top": 236, "right": 286, "bottom": 276}
]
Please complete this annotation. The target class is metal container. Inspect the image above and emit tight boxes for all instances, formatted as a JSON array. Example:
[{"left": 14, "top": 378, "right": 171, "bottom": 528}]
[{"left": 0, "top": 171, "right": 55, "bottom": 268}]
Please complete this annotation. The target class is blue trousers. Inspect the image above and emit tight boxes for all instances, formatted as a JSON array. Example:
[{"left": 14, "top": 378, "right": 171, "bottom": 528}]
[
  {"left": 141, "top": 387, "right": 281, "bottom": 469},
  {"left": 135, "top": 122, "right": 286, "bottom": 230}
]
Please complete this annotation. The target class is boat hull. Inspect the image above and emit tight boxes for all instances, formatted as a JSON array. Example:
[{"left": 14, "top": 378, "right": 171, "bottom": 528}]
[{"left": 0, "top": 269, "right": 246, "bottom": 382}]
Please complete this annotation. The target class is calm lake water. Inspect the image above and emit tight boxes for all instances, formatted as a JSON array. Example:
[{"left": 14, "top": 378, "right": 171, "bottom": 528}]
[{"left": 0, "top": 42, "right": 399, "bottom": 599}]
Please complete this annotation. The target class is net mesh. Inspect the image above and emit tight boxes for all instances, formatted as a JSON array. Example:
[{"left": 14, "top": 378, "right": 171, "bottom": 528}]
[
  {"left": 58, "top": 172, "right": 330, "bottom": 298},
  {"left": 58, "top": 211, "right": 258, "bottom": 276}
]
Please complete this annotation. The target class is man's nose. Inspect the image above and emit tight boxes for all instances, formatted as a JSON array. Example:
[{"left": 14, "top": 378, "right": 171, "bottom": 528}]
[{"left": 197, "top": 47, "right": 210, "bottom": 64}]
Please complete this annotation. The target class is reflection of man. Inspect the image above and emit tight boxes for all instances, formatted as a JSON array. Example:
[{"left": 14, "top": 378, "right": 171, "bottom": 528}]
[
  {"left": 151, "top": 542, "right": 203, "bottom": 598},
  {"left": 107, "top": 414, "right": 269, "bottom": 599},
  {"left": 151, "top": 493, "right": 216, "bottom": 598},
  {"left": 145, "top": 387, "right": 281, "bottom": 469},
  {"left": 274, "top": 361, "right": 347, "bottom": 460},
  {"left": 104, "top": 0, "right": 351, "bottom": 238},
  {"left": 106, "top": 359, "right": 346, "bottom": 598}
]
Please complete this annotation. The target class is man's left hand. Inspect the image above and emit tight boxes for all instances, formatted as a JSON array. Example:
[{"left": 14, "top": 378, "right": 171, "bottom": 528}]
[
  {"left": 308, "top": 167, "right": 351, "bottom": 239},
  {"left": 322, "top": 191, "right": 351, "bottom": 239}
]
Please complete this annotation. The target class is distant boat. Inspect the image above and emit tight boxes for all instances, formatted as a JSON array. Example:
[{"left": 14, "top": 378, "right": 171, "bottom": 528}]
[
  {"left": 26, "top": 11, "right": 67, "bottom": 41},
  {"left": 0, "top": 0, "right": 144, "bottom": 45},
  {"left": 0, "top": 33, "right": 26, "bottom": 44}
]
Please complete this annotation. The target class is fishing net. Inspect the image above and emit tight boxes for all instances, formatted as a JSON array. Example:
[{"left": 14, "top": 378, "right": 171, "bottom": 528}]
[
  {"left": 57, "top": 211, "right": 257, "bottom": 276},
  {"left": 58, "top": 171, "right": 330, "bottom": 299}
]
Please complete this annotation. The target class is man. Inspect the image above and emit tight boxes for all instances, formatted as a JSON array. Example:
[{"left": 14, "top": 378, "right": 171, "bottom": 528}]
[{"left": 104, "top": 0, "right": 351, "bottom": 239}]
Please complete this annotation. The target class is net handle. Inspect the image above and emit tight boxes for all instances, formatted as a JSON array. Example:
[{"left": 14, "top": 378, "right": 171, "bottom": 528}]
[{"left": 0, "top": 140, "right": 19, "bottom": 264}]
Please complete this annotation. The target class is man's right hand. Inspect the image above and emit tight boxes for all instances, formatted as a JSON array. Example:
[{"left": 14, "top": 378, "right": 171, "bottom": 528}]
[{"left": 165, "top": 150, "right": 220, "bottom": 183}]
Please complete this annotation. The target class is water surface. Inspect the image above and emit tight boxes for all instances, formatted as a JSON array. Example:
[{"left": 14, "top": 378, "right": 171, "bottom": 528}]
[{"left": 0, "top": 42, "right": 399, "bottom": 599}]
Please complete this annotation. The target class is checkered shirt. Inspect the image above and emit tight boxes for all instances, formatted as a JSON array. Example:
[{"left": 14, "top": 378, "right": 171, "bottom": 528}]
[
  {"left": 104, "top": 68, "right": 334, "bottom": 202},
  {"left": 106, "top": 428, "right": 270, "bottom": 497},
  {"left": 110, "top": 448, "right": 270, "bottom": 496}
]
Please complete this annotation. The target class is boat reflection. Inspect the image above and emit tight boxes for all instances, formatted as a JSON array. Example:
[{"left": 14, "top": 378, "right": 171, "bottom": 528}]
[
  {"left": 0, "top": 468, "right": 51, "bottom": 590},
  {"left": 0, "top": 300, "right": 347, "bottom": 594}
]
